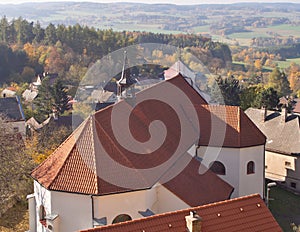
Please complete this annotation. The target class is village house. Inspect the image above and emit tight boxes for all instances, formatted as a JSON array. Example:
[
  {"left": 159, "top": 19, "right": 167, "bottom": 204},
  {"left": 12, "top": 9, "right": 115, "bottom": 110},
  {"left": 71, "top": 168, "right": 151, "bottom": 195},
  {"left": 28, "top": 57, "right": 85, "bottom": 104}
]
[
  {"left": 0, "top": 96, "right": 26, "bottom": 136},
  {"left": 28, "top": 69, "right": 266, "bottom": 232},
  {"left": 1, "top": 86, "right": 16, "bottom": 98},
  {"left": 246, "top": 107, "right": 300, "bottom": 193}
]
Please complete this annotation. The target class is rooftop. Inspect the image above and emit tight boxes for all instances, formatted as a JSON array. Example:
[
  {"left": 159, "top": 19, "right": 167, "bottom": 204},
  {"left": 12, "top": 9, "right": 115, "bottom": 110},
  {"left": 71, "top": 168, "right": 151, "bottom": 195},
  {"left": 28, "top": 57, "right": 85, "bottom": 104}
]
[
  {"left": 245, "top": 108, "right": 300, "bottom": 155},
  {"left": 80, "top": 194, "right": 282, "bottom": 232},
  {"left": 0, "top": 96, "right": 25, "bottom": 122}
]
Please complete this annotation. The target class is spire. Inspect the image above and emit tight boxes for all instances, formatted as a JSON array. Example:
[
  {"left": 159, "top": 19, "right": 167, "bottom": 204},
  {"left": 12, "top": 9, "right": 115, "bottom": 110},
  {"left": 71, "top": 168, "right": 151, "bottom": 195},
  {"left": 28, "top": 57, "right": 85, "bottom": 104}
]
[
  {"left": 117, "top": 51, "right": 136, "bottom": 101},
  {"left": 176, "top": 48, "right": 182, "bottom": 73}
]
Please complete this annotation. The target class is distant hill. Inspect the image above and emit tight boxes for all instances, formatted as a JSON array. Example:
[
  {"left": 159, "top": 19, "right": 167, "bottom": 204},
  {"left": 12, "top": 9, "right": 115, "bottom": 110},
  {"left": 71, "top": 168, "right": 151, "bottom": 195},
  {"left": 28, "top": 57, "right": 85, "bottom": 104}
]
[{"left": 0, "top": 2, "right": 300, "bottom": 46}]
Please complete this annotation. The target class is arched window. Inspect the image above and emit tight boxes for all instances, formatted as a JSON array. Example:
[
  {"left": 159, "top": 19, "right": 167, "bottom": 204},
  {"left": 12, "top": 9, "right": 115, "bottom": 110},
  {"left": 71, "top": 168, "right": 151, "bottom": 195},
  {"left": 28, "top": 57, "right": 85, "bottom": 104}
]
[
  {"left": 39, "top": 205, "right": 46, "bottom": 220},
  {"left": 247, "top": 161, "right": 255, "bottom": 174},
  {"left": 209, "top": 161, "right": 226, "bottom": 175},
  {"left": 112, "top": 214, "right": 132, "bottom": 224},
  {"left": 39, "top": 205, "right": 47, "bottom": 227}
]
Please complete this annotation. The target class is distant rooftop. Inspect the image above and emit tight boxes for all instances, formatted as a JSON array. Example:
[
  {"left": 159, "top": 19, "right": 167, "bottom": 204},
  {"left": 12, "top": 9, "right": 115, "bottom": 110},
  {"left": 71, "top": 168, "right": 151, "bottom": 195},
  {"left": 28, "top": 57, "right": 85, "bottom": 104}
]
[{"left": 0, "top": 96, "right": 25, "bottom": 122}]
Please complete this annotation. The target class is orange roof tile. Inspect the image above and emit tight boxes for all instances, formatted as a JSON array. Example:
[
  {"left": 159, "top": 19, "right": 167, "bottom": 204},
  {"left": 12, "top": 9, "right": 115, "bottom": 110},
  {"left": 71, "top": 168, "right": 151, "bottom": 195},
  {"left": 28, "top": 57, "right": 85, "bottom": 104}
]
[{"left": 80, "top": 194, "right": 282, "bottom": 232}]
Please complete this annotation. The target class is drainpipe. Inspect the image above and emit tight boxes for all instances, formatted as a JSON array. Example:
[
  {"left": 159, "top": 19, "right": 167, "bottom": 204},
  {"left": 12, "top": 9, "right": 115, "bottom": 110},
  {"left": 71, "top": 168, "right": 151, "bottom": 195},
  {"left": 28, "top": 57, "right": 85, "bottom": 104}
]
[
  {"left": 263, "top": 144, "right": 266, "bottom": 200},
  {"left": 91, "top": 195, "right": 94, "bottom": 228}
]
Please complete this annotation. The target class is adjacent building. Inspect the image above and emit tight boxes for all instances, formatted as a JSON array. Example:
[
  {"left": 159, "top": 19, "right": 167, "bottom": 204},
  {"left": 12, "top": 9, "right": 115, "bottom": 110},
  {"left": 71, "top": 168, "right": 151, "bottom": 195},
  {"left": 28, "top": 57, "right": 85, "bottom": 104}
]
[{"left": 246, "top": 108, "right": 300, "bottom": 193}]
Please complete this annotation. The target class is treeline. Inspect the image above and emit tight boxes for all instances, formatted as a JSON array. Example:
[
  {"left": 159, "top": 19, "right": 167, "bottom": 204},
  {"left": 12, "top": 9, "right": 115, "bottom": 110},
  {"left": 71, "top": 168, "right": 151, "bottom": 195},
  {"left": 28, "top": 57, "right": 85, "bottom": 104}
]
[
  {"left": 264, "top": 43, "right": 300, "bottom": 59},
  {"left": 0, "top": 16, "right": 232, "bottom": 85}
]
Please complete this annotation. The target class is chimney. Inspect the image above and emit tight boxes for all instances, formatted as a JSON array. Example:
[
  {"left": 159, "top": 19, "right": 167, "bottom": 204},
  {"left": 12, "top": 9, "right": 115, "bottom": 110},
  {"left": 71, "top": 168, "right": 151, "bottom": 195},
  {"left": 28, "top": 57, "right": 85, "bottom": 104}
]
[
  {"left": 262, "top": 106, "right": 267, "bottom": 122},
  {"left": 281, "top": 106, "right": 287, "bottom": 123},
  {"left": 185, "top": 211, "right": 202, "bottom": 232}
]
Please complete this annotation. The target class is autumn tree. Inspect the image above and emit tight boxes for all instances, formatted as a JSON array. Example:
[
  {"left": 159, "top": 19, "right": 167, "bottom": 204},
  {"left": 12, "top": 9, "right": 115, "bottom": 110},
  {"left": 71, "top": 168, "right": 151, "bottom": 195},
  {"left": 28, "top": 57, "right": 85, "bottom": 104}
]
[
  {"left": 287, "top": 63, "right": 300, "bottom": 96},
  {"left": 0, "top": 117, "right": 33, "bottom": 205},
  {"left": 254, "top": 59, "right": 262, "bottom": 71}
]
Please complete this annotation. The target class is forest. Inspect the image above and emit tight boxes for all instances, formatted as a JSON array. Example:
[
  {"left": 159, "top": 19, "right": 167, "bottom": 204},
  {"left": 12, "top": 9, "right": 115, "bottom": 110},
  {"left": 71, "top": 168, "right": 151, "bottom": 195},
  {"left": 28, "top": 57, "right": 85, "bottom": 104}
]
[{"left": 0, "top": 16, "right": 231, "bottom": 86}]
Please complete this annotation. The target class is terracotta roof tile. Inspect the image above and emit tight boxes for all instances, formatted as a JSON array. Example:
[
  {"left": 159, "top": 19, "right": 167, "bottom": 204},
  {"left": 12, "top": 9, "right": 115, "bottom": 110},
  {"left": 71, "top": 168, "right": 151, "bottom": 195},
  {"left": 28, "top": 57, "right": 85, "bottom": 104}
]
[{"left": 80, "top": 194, "right": 282, "bottom": 232}]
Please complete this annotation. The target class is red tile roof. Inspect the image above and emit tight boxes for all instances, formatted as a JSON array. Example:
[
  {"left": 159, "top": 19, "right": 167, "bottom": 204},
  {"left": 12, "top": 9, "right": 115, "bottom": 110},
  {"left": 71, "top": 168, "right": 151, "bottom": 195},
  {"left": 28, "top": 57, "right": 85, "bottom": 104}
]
[
  {"left": 31, "top": 74, "right": 263, "bottom": 201},
  {"left": 196, "top": 105, "right": 266, "bottom": 148},
  {"left": 162, "top": 155, "right": 233, "bottom": 206},
  {"left": 80, "top": 194, "right": 282, "bottom": 232}
]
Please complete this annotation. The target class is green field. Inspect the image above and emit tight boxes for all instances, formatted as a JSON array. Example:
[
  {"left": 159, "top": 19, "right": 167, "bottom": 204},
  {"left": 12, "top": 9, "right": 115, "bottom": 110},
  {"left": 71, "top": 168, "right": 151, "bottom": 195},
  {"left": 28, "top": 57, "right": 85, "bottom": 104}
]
[{"left": 276, "top": 58, "right": 300, "bottom": 69}]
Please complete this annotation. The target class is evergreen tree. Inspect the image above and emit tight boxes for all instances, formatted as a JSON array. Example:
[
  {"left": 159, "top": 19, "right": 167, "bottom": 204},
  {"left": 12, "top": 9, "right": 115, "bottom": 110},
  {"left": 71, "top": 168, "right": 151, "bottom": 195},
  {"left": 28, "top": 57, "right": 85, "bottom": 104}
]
[
  {"left": 51, "top": 79, "right": 70, "bottom": 114},
  {"left": 253, "top": 87, "right": 279, "bottom": 110},
  {"left": 211, "top": 75, "right": 241, "bottom": 106},
  {"left": 33, "top": 21, "right": 45, "bottom": 43},
  {"left": 240, "top": 86, "right": 258, "bottom": 110},
  {"left": 34, "top": 77, "right": 69, "bottom": 121},
  {"left": 34, "top": 77, "right": 53, "bottom": 120},
  {"left": 268, "top": 67, "right": 291, "bottom": 97},
  {"left": 0, "top": 16, "right": 9, "bottom": 43}
]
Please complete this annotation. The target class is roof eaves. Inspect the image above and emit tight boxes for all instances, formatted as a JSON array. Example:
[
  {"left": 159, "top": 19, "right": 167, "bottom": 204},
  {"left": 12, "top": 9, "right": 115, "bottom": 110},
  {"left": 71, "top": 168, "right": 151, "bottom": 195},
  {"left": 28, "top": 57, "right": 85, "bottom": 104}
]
[
  {"left": 80, "top": 194, "right": 263, "bottom": 232},
  {"left": 48, "top": 118, "right": 92, "bottom": 190}
]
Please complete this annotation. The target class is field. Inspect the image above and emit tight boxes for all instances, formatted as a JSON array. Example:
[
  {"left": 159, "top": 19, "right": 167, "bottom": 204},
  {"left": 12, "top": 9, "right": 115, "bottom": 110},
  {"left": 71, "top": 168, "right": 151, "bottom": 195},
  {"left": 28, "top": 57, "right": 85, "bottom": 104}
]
[{"left": 276, "top": 58, "right": 300, "bottom": 69}]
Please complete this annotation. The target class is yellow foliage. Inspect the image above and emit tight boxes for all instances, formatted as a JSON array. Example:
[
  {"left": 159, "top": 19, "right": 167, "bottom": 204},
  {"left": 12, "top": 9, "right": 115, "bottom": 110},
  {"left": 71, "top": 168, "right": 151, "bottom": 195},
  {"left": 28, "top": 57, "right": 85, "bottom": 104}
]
[
  {"left": 254, "top": 59, "right": 262, "bottom": 71},
  {"left": 25, "top": 135, "right": 55, "bottom": 164}
]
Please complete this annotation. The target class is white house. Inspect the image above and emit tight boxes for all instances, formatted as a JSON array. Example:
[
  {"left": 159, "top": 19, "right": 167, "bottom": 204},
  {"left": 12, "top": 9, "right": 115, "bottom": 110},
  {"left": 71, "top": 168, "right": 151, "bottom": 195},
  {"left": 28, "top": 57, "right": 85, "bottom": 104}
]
[
  {"left": 28, "top": 73, "right": 266, "bottom": 232},
  {"left": 246, "top": 107, "right": 300, "bottom": 192}
]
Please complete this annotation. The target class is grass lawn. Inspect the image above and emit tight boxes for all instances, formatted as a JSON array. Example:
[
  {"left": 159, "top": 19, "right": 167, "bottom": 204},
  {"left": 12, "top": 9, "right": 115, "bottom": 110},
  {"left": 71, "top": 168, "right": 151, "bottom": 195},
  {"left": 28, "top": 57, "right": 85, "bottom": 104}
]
[
  {"left": 0, "top": 201, "right": 28, "bottom": 232},
  {"left": 269, "top": 186, "right": 300, "bottom": 232}
]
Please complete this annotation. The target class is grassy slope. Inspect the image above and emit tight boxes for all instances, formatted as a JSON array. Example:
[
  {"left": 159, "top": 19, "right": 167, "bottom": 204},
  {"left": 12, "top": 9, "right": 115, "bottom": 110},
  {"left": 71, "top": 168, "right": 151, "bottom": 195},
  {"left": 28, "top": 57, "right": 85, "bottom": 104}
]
[{"left": 269, "top": 186, "right": 300, "bottom": 232}]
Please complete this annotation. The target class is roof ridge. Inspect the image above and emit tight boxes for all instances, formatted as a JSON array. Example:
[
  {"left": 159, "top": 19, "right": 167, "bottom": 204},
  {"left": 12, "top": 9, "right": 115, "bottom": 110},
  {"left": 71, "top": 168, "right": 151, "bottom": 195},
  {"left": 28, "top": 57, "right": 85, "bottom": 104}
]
[
  {"left": 241, "top": 109, "right": 267, "bottom": 144},
  {"left": 89, "top": 193, "right": 261, "bottom": 230},
  {"left": 237, "top": 107, "right": 241, "bottom": 146},
  {"left": 90, "top": 115, "right": 100, "bottom": 194},
  {"left": 48, "top": 117, "right": 93, "bottom": 189}
]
